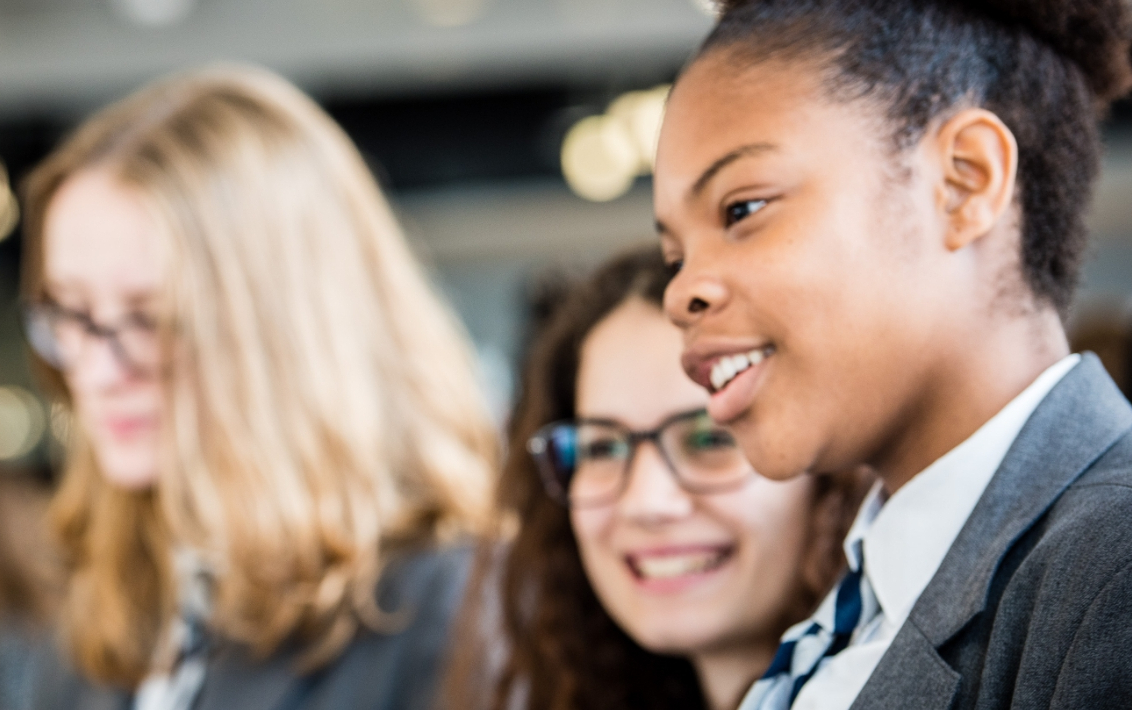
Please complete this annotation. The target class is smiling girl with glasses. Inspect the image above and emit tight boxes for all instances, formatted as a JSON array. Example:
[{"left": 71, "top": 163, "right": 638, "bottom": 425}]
[{"left": 446, "top": 247, "right": 870, "bottom": 710}]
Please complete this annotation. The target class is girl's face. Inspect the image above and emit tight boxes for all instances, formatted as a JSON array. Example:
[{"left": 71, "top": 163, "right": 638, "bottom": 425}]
[
  {"left": 43, "top": 169, "right": 164, "bottom": 490},
  {"left": 654, "top": 53, "right": 957, "bottom": 483},
  {"left": 571, "top": 297, "right": 812, "bottom": 659}
]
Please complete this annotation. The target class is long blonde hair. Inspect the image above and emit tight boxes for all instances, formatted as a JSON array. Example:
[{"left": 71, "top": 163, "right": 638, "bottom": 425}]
[{"left": 20, "top": 65, "right": 498, "bottom": 688}]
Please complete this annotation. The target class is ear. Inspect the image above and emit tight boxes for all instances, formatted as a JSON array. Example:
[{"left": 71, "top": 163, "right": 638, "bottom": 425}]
[{"left": 933, "top": 108, "right": 1018, "bottom": 252}]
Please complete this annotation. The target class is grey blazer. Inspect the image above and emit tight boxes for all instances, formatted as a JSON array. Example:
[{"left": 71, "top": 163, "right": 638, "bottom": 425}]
[
  {"left": 28, "top": 545, "right": 471, "bottom": 710},
  {"left": 850, "top": 354, "right": 1132, "bottom": 709}
]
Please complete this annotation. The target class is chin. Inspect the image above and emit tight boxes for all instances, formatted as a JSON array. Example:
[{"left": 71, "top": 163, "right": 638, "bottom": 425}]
[
  {"left": 96, "top": 450, "right": 159, "bottom": 490},
  {"left": 735, "top": 425, "right": 817, "bottom": 481},
  {"left": 629, "top": 621, "right": 722, "bottom": 657}
]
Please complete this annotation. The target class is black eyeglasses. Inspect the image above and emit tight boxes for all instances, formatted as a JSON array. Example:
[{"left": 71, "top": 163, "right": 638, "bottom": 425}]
[
  {"left": 528, "top": 408, "right": 754, "bottom": 507},
  {"left": 22, "top": 300, "right": 160, "bottom": 376}
]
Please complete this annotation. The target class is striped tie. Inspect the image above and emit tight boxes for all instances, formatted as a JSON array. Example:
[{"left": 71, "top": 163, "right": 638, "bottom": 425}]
[{"left": 738, "top": 544, "right": 879, "bottom": 710}]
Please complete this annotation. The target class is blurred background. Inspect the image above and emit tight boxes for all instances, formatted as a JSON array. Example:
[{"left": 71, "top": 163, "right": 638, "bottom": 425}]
[{"left": 1, "top": 0, "right": 1132, "bottom": 482}]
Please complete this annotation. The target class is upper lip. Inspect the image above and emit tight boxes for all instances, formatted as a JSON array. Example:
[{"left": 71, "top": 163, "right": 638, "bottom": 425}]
[
  {"left": 622, "top": 543, "right": 734, "bottom": 559},
  {"left": 681, "top": 339, "right": 773, "bottom": 391}
]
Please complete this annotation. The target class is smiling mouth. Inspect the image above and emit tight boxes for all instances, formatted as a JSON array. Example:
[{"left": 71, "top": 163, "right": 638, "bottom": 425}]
[
  {"left": 709, "top": 345, "right": 775, "bottom": 393},
  {"left": 626, "top": 547, "right": 735, "bottom": 581}
]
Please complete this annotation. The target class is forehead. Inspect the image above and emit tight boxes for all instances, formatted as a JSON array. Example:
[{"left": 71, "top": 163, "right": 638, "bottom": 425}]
[
  {"left": 43, "top": 169, "right": 164, "bottom": 303},
  {"left": 655, "top": 53, "right": 882, "bottom": 202},
  {"left": 575, "top": 298, "right": 707, "bottom": 427}
]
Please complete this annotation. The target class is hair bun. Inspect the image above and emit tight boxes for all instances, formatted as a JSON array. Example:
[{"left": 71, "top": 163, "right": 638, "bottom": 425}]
[
  {"left": 714, "top": 0, "right": 1132, "bottom": 102},
  {"left": 960, "top": 0, "right": 1132, "bottom": 102}
]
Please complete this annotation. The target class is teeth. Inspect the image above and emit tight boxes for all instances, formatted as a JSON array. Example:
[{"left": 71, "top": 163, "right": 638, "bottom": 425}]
[
  {"left": 709, "top": 346, "right": 772, "bottom": 393},
  {"left": 631, "top": 551, "right": 730, "bottom": 580}
]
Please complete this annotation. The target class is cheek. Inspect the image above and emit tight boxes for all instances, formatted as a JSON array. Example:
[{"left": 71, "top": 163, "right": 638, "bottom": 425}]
[
  {"left": 717, "top": 480, "right": 813, "bottom": 578},
  {"left": 70, "top": 380, "right": 164, "bottom": 490},
  {"left": 570, "top": 508, "right": 621, "bottom": 588}
]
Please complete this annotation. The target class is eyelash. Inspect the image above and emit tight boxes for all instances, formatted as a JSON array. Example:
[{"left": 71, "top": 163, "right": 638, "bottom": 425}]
[{"left": 724, "top": 199, "right": 769, "bottom": 228}]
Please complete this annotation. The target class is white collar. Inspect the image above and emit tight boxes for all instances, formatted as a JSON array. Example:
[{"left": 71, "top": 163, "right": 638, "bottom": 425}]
[{"left": 843, "top": 353, "right": 1081, "bottom": 626}]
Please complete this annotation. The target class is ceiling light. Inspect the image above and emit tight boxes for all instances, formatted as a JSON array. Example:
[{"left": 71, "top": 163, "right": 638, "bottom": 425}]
[
  {"left": 411, "top": 0, "right": 490, "bottom": 27},
  {"left": 111, "top": 0, "right": 196, "bottom": 27}
]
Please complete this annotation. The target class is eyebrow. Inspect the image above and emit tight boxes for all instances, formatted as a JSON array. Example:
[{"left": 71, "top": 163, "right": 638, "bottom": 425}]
[
  {"left": 655, "top": 142, "right": 779, "bottom": 236},
  {"left": 690, "top": 142, "right": 778, "bottom": 198}
]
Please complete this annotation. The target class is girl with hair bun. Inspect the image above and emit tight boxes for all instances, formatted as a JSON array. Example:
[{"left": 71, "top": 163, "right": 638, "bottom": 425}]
[
  {"left": 654, "top": 0, "right": 1132, "bottom": 708},
  {"left": 19, "top": 65, "right": 497, "bottom": 710}
]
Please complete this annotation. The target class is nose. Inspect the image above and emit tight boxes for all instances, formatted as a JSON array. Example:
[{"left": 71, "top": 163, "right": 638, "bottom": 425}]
[
  {"left": 69, "top": 337, "right": 136, "bottom": 392},
  {"left": 617, "top": 441, "right": 694, "bottom": 524},
  {"left": 663, "top": 258, "right": 730, "bottom": 329}
]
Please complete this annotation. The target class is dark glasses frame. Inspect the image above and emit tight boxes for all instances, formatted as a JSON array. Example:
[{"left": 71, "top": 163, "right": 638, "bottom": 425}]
[
  {"left": 21, "top": 299, "right": 160, "bottom": 377},
  {"left": 527, "top": 407, "right": 753, "bottom": 507}
]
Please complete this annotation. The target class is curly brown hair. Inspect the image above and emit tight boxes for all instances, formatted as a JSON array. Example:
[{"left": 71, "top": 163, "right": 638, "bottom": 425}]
[
  {"left": 702, "top": 0, "right": 1132, "bottom": 317},
  {"left": 444, "top": 246, "right": 871, "bottom": 710}
]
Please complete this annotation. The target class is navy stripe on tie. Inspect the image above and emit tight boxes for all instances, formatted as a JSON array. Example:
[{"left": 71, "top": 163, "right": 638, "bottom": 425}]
[
  {"left": 760, "top": 622, "right": 820, "bottom": 680},
  {"left": 788, "top": 568, "right": 864, "bottom": 703}
]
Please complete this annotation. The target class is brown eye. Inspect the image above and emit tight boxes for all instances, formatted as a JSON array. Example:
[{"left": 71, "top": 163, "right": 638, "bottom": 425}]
[{"left": 724, "top": 199, "right": 768, "bottom": 227}]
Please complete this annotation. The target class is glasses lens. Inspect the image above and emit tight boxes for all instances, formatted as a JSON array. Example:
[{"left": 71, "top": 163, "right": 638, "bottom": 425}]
[
  {"left": 571, "top": 422, "right": 631, "bottom": 505},
  {"left": 115, "top": 315, "right": 160, "bottom": 373},
  {"left": 22, "top": 304, "right": 66, "bottom": 368},
  {"left": 661, "top": 411, "right": 751, "bottom": 489}
]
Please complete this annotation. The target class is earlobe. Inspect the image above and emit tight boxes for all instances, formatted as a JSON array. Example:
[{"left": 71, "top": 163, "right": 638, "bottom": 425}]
[{"left": 935, "top": 109, "right": 1018, "bottom": 252}]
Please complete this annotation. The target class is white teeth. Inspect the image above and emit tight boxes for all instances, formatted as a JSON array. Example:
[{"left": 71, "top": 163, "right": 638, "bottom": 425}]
[
  {"left": 710, "top": 368, "right": 727, "bottom": 391},
  {"left": 709, "top": 346, "right": 773, "bottom": 392},
  {"left": 631, "top": 551, "right": 729, "bottom": 580},
  {"left": 720, "top": 358, "right": 737, "bottom": 381}
]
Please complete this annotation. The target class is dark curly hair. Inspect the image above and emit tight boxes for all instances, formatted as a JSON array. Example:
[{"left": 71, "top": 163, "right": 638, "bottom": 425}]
[
  {"left": 700, "top": 0, "right": 1132, "bottom": 317},
  {"left": 443, "top": 246, "right": 871, "bottom": 710}
]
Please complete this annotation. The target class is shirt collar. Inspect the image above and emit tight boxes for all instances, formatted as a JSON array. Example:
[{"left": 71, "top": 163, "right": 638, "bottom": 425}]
[{"left": 844, "top": 354, "right": 1081, "bottom": 625}]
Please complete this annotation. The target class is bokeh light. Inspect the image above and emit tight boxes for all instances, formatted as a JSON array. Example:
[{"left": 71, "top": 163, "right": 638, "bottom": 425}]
[
  {"left": 0, "top": 387, "right": 46, "bottom": 461},
  {"left": 688, "top": 0, "right": 718, "bottom": 18},
  {"left": 0, "top": 163, "right": 19, "bottom": 243},
  {"left": 50, "top": 402, "right": 73, "bottom": 448},
  {"left": 561, "top": 115, "right": 640, "bottom": 202},
  {"left": 561, "top": 85, "right": 670, "bottom": 202}
]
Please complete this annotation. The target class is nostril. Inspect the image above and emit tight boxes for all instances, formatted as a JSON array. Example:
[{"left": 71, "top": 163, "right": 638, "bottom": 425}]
[{"left": 688, "top": 297, "right": 709, "bottom": 313}]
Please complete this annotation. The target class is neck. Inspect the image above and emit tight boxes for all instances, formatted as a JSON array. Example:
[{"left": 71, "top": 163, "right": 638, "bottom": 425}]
[
  {"left": 873, "top": 305, "right": 1069, "bottom": 494},
  {"left": 690, "top": 641, "right": 776, "bottom": 710}
]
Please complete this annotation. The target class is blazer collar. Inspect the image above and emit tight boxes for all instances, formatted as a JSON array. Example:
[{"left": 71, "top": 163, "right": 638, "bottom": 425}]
[
  {"left": 850, "top": 354, "right": 1132, "bottom": 710},
  {"left": 908, "top": 352, "right": 1132, "bottom": 646}
]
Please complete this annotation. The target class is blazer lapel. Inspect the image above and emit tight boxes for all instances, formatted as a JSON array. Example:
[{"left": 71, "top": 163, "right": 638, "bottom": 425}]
[{"left": 852, "top": 353, "right": 1132, "bottom": 708}]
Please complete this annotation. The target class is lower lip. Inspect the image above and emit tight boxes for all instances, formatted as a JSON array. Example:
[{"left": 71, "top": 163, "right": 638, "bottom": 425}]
[
  {"left": 626, "top": 551, "right": 734, "bottom": 594},
  {"left": 707, "top": 356, "right": 770, "bottom": 423},
  {"left": 104, "top": 417, "right": 158, "bottom": 440}
]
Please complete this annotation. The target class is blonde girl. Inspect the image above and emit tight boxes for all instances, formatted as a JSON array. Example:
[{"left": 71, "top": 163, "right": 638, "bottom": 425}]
[{"left": 20, "top": 64, "right": 497, "bottom": 710}]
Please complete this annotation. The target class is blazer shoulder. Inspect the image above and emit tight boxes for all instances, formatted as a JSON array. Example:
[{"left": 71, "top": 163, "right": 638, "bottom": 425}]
[
  {"left": 375, "top": 543, "right": 475, "bottom": 619},
  {"left": 195, "top": 544, "right": 475, "bottom": 710},
  {"left": 1043, "top": 427, "right": 1132, "bottom": 551}
]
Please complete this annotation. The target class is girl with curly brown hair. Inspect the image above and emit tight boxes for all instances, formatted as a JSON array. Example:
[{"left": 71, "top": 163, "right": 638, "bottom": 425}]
[{"left": 446, "top": 246, "right": 870, "bottom": 710}]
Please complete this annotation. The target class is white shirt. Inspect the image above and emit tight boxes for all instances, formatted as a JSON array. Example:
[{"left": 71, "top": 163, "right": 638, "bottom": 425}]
[{"left": 766, "top": 354, "right": 1081, "bottom": 710}]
